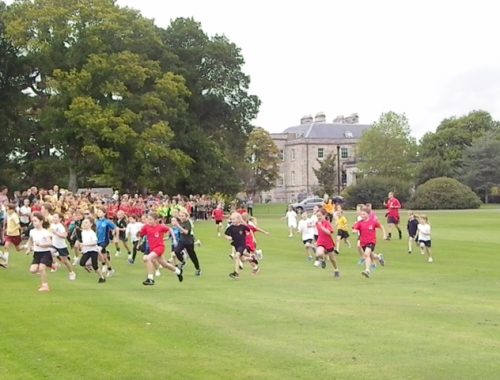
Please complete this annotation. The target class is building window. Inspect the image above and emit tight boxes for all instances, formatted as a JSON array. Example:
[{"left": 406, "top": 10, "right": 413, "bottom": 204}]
[
  {"left": 277, "top": 175, "right": 284, "bottom": 187},
  {"left": 341, "top": 147, "right": 349, "bottom": 159},
  {"left": 291, "top": 149, "right": 295, "bottom": 161},
  {"left": 341, "top": 171, "right": 347, "bottom": 185},
  {"left": 317, "top": 148, "right": 324, "bottom": 159},
  {"left": 279, "top": 149, "right": 284, "bottom": 161},
  {"left": 291, "top": 171, "right": 296, "bottom": 185}
]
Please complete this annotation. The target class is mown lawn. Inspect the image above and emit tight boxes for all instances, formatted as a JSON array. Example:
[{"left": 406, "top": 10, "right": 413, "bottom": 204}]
[{"left": 1, "top": 205, "right": 499, "bottom": 379}]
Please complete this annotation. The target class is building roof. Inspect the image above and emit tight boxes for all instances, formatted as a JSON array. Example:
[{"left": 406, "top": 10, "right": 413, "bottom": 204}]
[{"left": 282, "top": 122, "right": 371, "bottom": 139}]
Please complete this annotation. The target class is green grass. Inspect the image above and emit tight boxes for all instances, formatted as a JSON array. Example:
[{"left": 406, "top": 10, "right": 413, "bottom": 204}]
[{"left": 1, "top": 206, "right": 500, "bottom": 379}]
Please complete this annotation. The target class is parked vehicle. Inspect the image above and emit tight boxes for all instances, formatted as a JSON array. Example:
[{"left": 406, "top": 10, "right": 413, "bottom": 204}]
[{"left": 291, "top": 197, "right": 325, "bottom": 213}]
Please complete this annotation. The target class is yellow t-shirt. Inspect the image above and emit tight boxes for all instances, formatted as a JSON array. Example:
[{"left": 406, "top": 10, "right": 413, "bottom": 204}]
[
  {"left": 336, "top": 215, "right": 348, "bottom": 231},
  {"left": 323, "top": 202, "right": 335, "bottom": 214},
  {"left": 6, "top": 212, "right": 21, "bottom": 236}
]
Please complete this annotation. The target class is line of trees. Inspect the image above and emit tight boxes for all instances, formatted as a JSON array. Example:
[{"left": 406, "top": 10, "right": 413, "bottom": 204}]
[
  {"left": 344, "top": 110, "right": 500, "bottom": 206},
  {"left": 0, "top": 0, "right": 279, "bottom": 196}
]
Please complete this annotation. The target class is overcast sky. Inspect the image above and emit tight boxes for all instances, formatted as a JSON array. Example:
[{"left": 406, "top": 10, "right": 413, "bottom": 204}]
[{"left": 9, "top": 0, "right": 500, "bottom": 138}]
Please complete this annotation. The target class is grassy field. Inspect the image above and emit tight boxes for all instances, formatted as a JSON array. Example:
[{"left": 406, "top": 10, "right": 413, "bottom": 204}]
[{"left": 1, "top": 205, "right": 500, "bottom": 380}]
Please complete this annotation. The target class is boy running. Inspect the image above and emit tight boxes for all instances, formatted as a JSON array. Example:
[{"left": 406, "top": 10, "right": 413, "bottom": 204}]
[
  {"left": 407, "top": 212, "right": 419, "bottom": 254},
  {"left": 416, "top": 215, "right": 433, "bottom": 263}
]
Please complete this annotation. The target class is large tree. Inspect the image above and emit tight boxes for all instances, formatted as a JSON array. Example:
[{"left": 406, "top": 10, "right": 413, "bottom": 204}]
[
  {"left": 313, "top": 152, "right": 338, "bottom": 197},
  {"left": 357, "top": 111, "right": 417, "bottom": 181},
  {"left": 4, "top": 0, "right": 192, "bottom": 191},
  {"left": 162, "top": 18, "right": 260, "bottom": 194},
  {"left": 241, "top": 127, "right": 280, "bottom": 196},
  {"left": 417, "top": 110, "right": 500, "bottom": 183},
  {"left": 459, "top": 132, "right": 500, "bottom": 203}
]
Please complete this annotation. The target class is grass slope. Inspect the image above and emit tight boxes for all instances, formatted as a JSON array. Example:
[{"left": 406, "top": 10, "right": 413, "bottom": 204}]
[{"left": 1, "top": 205, "right": 499, "bottom": 379}]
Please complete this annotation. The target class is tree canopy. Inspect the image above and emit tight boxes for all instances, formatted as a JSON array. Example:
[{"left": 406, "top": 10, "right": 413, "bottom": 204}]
[{"left": 0, "top": 1, "right": 260, "bottom": 194}]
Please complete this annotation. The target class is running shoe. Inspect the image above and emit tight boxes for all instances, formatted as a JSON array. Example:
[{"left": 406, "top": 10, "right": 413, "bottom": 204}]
[
  {"left": 321, "top": 260, "right": 326, "bottom": 269},
  {"left": 195, "top": 270, "right": 202, "bottom": 277},
  {"left": 229, "top": 272, "right": 240, "bottom": 280},
  {"left": 334, "top": 271, "right": 340, "bottom": 278},
  {"left": 177, "top": 267, "right": 184, "bottom": 282},
  {"left": 379, "top": 254, "right": 385, "bottom": 266},
  {"left": 38, "top": 284, "right": 50, "bottom": 292},
  {"left": 142, "top": 278, "right": 155, "bottom": 286},
  {"left": 69, "top": 272, "right": 77, "bottom": 281},
  {"left": 361, "top": 270, "right": 370, "bottom": 278},
  {"left": 428, "top": 257, "right": 433, "bottom": 263},
  {"left": 98, "top": 277, "right": 106, "bottom": 283},
  {"left": 252, "top": 266, "right": 260, "bottom": 275}
]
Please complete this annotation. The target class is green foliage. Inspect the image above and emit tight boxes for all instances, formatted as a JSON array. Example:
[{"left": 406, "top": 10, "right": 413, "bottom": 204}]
[
  {"left": 418, "top": 110, "right": 500, "bottom": 177},
  {"left": 2, "top": 2, "right": 260, "bottom": 194},
  {"left": 408, "top": 177, "right": 481, "bottom": 210},
  {"left": 313, "top": 152, "right": 337, "bottom": 196},
  {"left": 242, "top": 127, "right": 280, "bottom": 195},
  {"left": 343, "top": 176, "right": 412, "bottom": 209},
  {"left": 458, "top": 132, "right": 500, "bottom": 202},
  {"left": 357, "top": 111, "right": 417, "bottom": 181}
]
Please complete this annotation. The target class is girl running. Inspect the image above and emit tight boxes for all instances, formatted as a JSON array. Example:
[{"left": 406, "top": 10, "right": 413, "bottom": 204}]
[
  {"left": 26, "top": 213, "right": 53, "bottom": 292},
  {"left": 407, "top": 212, "right": 419, "bottom": 254},
  {"left": 225, "top": 212, "right": 258, "bottom": 280},
  {"left": 140, "top": 213, "right": 183, "bottom": 286},
  {"left": 334, "top": 208, "right": 351, "bottom": 254},
  {"left": 297, "top": 211, "right": 315, "bottom": 261},
  {"left": 125, "top": 215, "right": 144, "bottom": 264},
  {"left": 416, "top": 215, "right": 433, "bottom": 263},
  {"left": 50, "top": 212, "right": 76, "bottom": 280},
  {"left": 0, "top": 204, "right": 23, "bottom": 268},
  {"left": 172, "top": 211, "right": 202, "bottom": 276},
  {"left": 283, "top": 205, "right": 298, "bottom": 238},
  {"left": 79, "top": 218, "right": 106, "bottom": 283},
  {"left": 314, "top": 209, "right": 340, "bottom": 278},
  {"left": 352, "top": 207, "right": 387, "bottom": 278}
]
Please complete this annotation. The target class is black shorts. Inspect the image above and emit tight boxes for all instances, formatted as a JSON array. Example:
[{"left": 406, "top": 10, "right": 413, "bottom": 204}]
[
  {"left": 119, "top": 232, "right": 127, "bottom": 241},
  {"left": 234, "top": 245, "right": 247, "bottom": 255},
  {"left": 32, "top": 251, "right": 53, "bottom": 267},
  {"left": 419, "top": 240, "right": 431, "bottom": 247},
  {"left": 215, "top": 220, "right": 223, "bottom": 225},
  {"left": 302, "top": 239, "right": 313, "bottom": 245},
  {"left": 98, "top": 242, "right": 109, "bottom": 253},
  {"left": 361, "top": 243, "right": 376, "bottom": 252},
  {"left": 55, "top": 247, "right": 70, "bottom": 257},
  {"left": 387, "top": 216, "right": 399, "bottom": 224},
  {"left": 313, "top": 234, "right": 318, "bottom": 242},
  {"left": 409, "top": 233, "right": 417, "bottom": 239},
  {"left": 337, "top": 230, "right": 349, "bottom": 239}
]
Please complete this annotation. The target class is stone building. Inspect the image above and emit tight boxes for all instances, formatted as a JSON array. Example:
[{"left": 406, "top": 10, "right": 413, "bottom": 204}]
[{"left": 264, "top": 113, "right": 371, "bottom": 203}]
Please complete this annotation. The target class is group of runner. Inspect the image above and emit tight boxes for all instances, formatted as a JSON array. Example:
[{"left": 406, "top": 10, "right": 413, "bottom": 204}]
[{"left": 288, "top": 192, "right": 433, "bottom": 278}]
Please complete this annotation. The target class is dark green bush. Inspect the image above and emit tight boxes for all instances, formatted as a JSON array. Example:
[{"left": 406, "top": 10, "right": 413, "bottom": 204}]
[
  {"left": 343, "top": 176, "right": 412, "bottom": 209},
  {"left": 407, "top": 177, "right": 481, "bottom": 209}
]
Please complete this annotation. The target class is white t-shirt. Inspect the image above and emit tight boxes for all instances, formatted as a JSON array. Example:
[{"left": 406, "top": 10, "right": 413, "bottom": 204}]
[
  {"left": 19, "top": 205, "right": 32, "bottom": 224},
  {"left": 286, "top": 211, "right": 298, "bottom": 228},
  {"left": 50, "top": 222, "right": 68, "bottom": 249},
  {"left": 30, "top": 228, "right": 52, "bottom": 252},
  {"left": 309, "top": 214, "right": 318, "bottom": 235},
  {"left": 126, "top": 222, "right": 144, "bottom": 242},
  {"left": 418, "top": 224, "right": 431, "bottom": 241},
  {"left": 81, "top": 230, "right": 99, "bottom": 253},
  {"left": 298, "top": 219, "right": 315, "bottom": 241}
]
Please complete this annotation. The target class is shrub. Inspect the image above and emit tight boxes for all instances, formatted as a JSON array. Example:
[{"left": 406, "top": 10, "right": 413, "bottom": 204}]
[
  {"left": 343, "top": 176, "right": 412, "bottom": 209},
  {"left": 407, "top": 177, "right": 481, "bottom": 210}
]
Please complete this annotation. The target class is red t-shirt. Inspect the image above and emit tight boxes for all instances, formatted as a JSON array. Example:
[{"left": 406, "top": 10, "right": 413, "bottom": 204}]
[
  {"left": 386, "top": 198, "right": 401, "bottom": 218},
  {"left": 353, "top": 219, "right": 382, "bottom": 246},
  {"left": 316, "top": 220, "right": 335, "bottom": 250},
  {"left": 212, "top": 209, "right": 224, "bottom": 221},
  {"left": 245, "top": 224, "right": 257, "bottom": 252},
  {"left": 107, "top": 205, "right": 118, "bottom": 220},
  {"left": 119, "top": 204, "right": 131, "bottom": 216},
  {"left": 140, "top": 224, "right": 170, "bottom": 255}
]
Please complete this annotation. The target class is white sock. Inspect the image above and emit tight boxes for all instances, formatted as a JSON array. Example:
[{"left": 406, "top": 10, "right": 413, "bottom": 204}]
[
  {"left": 175, "top": 267, "right": 181, "bottom": 275},
  {"left": 147, "top": 274, "right": 154, "bottom": 280}
]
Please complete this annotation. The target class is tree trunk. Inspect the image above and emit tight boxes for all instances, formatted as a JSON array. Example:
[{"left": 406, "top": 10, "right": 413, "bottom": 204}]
[
  {"left": 485, "top": 189, "right": 489, "bottom": 204},
  {"left": 68, "top": 165, "right": 78, "bottom": 193}
]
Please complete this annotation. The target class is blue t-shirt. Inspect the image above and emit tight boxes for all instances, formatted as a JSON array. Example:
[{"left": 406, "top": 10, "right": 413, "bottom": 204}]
[
  {"left": 96, "top": 218, "right": 116, "bottom": 245},
  {"left": 170, "top": 226, "right": 181, "bottom": 247}
]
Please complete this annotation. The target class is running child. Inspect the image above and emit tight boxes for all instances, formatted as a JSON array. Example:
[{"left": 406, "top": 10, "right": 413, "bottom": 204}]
[
  {"left": 114, "top": 210, "right": 131, "bottom": 257},
  {"left": 407, "top": 212, "right": 419, "bottom": 254},
  {"left": 314, "top": 208, "right": 340, "bottom": 278},
  {"left": 125, "top": 215, "right": 144, "bottom": 264},
  {"left": 334, "top": 208, "right": 351, "bottom": 254},
  {"left": 283, "top": 205, "right": 298, "bottom": 238},
  {"left": 416, "top": 215, "right": 433, "bottom": 263},
  {"left": 50, "top": 212, "right": 76, "bottom": 280},
  {"left": 225, "top": 212, "right": 258, "bottom": 280},
  {"left": 172, "top": 211, "right": 202, "bottom": 276},
  {"left": 140, "top": 213, "right": 183, "bottom": 286},
  {"left": 352, "top": 207, "right": 387, "bottom": 278},
  {"left": 0, "top": 204, "right": 23, "bottom": 268},
  {"left": 95, "top": 207, "right": 116, "bottom": 277},
  {"left": 212, "top": 204, "right": 225, "bottom": 237},
  {"left": 297, "top": 211, "right": 315, "bottom": 261},
  {"left": 79, "top": 218, "right": 106, "bottom": 283},
  {"left": 26, "top": 213, "right": 53, "bottom": 292}
]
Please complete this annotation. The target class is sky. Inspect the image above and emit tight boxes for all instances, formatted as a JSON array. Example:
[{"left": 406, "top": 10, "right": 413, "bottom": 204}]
[{"left": 8, "top": 0, "right": 500, "bottom": 138}]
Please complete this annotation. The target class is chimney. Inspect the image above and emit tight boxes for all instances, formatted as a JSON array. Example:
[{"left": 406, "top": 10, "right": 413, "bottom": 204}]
[
  {"left": 300, "top": 115, "right": 313, "bottom": 124},
  {"left": 314, "top": 112, "right": 326, "bottom": 123}
]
